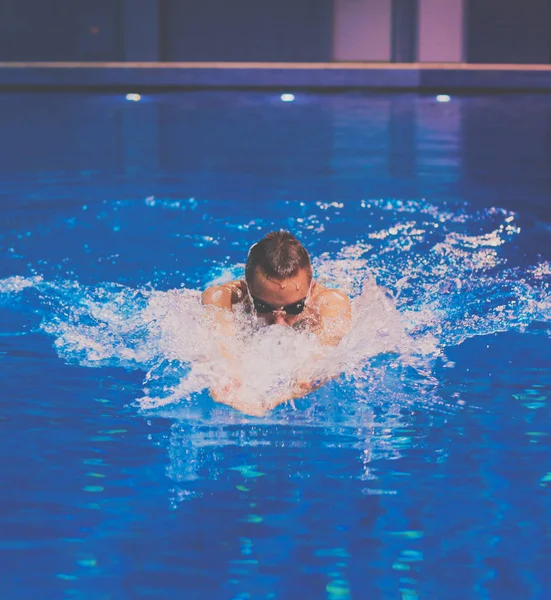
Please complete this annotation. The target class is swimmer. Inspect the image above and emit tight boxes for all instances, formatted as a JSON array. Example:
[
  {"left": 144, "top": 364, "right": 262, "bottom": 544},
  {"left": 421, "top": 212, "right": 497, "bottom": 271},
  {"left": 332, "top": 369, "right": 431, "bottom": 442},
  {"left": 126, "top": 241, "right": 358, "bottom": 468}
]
[{"left": 201, "top": 231, "right": 352, "bottom": 414}]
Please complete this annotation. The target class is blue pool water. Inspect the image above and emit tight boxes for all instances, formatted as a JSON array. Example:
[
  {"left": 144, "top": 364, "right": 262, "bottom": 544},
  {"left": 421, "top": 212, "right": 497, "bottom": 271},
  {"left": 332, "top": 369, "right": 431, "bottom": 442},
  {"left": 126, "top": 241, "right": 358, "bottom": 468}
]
[{"left": 1, "top": 91, "right": 551, "bottom": 599}]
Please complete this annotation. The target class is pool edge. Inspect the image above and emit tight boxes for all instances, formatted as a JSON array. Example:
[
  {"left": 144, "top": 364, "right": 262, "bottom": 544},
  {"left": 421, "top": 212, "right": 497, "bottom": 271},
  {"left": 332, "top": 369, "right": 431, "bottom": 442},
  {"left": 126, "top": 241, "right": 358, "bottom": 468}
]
[{"left": 2, "top": 62, "right": 551, "bottom": 90}]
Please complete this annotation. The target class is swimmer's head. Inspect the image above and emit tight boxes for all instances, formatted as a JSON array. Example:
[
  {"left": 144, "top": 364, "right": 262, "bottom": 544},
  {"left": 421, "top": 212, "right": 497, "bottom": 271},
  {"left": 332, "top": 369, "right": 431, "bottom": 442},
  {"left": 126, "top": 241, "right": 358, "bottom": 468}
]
[{"left": 245, "top": 231, "right": 313, "bottom": 326}]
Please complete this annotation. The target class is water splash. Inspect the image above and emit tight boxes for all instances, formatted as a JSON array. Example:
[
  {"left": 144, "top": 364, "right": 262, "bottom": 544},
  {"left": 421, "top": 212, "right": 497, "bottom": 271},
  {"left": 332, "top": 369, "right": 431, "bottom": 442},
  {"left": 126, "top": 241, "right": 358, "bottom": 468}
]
[
  {"left": 3, "top": 197, "right": 550, "bottom": 491},
  {"left": 1, "top": 199, "right": 550, "bottom": 418}
]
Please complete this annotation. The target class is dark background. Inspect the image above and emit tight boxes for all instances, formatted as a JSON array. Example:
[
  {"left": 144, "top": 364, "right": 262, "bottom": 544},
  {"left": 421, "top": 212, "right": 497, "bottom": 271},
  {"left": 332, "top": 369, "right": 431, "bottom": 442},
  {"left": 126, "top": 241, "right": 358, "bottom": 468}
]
[{"left": 0, "top": 0, "right": 550, "bottom": 63}]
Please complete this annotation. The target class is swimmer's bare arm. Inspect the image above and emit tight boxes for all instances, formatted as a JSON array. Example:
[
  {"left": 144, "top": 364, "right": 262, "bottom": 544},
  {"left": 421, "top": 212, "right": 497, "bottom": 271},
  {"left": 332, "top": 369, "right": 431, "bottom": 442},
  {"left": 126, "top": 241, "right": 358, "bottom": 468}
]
[
  {"left": 201, "top": 280, "right": 245, "bottom": 311},
  {"left": 202, "top": 281, "right": 257, "bottom": 412},
  {"left": 315, "top": 288, "right": 352, "bottom": 347},
  {"left": 201, "top": 280, "right": 245, "bottom": 338}
]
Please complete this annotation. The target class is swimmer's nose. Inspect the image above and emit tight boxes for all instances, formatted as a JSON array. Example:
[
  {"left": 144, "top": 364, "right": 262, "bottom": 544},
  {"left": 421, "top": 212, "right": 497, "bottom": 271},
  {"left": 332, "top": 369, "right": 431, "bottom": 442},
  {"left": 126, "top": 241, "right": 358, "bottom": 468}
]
[{"left": 272, "top": 311, "right": 289, "bottom": 326}]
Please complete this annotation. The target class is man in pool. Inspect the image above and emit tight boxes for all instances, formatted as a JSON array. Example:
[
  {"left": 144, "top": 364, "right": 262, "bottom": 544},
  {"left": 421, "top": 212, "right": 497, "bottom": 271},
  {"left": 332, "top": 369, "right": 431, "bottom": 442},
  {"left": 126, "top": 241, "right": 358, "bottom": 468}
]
[{"left": 201, "top": 231, "right": 351, "bottom": 414}]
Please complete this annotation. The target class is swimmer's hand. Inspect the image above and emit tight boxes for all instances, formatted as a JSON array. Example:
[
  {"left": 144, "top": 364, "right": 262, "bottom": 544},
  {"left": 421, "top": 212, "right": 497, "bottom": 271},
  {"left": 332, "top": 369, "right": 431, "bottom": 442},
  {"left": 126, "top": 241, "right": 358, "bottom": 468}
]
[
  {"left": 209, "top": 375, "right": 328, "bottom": 417},
  {"left": 257, "top": 378, "right": 328, "bottom": 414},
  {"left": 209, "top": 380, "right": 269, "bottom": 417},
  {"left": 290, "top": 378, "right": 327, "bottom": 399},
  {"left": 209, "top": 377, "right": 323, "bottom": 417}
]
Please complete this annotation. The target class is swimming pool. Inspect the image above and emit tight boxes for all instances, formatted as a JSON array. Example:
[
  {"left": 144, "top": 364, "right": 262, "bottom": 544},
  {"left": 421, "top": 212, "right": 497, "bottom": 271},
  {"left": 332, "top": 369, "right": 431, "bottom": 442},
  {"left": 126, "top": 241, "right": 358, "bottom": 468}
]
[{"left": 1, "top": 90, "right": 550, "bottom": 599}]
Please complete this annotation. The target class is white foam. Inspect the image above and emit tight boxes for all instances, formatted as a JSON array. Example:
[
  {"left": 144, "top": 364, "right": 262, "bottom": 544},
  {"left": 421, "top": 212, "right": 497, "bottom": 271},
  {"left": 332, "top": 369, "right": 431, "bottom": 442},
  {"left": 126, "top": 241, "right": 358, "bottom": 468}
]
[{"left": 0, "top": 275, "right": 43, "bottom": 294}]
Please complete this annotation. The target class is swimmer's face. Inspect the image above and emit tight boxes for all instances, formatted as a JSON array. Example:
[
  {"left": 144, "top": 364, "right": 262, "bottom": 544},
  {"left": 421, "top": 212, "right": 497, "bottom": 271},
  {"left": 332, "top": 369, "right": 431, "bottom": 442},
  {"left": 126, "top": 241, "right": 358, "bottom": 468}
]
[{"left": 247, "top": 267, "right": 312, "bottom": 326}]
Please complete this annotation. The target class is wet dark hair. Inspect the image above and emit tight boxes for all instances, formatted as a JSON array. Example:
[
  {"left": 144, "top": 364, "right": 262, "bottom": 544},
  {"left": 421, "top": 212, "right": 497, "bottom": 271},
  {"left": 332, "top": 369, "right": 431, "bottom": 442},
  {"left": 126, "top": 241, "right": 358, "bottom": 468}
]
[{"left": 245, "top": 231, "right": 312, "bottom": 282}]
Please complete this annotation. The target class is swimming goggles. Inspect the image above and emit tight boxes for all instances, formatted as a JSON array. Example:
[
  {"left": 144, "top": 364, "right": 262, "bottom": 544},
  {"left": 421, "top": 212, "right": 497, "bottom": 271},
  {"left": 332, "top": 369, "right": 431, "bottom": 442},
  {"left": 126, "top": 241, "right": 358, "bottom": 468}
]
[
  {"left": 249, "top": 295, "right": 308, "bottom": 315},
  {"left": 246, "top": 280, "right": 312, "bottom": 316}
]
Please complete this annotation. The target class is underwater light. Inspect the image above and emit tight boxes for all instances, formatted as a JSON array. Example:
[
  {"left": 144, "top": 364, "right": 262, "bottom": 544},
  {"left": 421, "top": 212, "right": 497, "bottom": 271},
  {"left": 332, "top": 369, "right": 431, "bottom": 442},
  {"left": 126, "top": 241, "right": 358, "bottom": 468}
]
[
  {"left": 436, "top": 94, "right": 451, "bottom": 103},
  {"left": 280, "top": 93, "right": 295, "bottom": 102},
  {"left": 126, "top": 93, "right": 142, "bottom": 102}
]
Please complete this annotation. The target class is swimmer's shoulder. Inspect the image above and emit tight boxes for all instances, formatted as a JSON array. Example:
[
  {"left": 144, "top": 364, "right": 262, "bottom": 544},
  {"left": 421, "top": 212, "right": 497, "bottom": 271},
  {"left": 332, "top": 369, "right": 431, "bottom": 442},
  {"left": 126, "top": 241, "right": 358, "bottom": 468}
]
[
  {"left": 201, "top": 280, "right": 247, "bottom": 310},
  {"left": 311, "top": 282, "right": 351, "bottom": 318}
]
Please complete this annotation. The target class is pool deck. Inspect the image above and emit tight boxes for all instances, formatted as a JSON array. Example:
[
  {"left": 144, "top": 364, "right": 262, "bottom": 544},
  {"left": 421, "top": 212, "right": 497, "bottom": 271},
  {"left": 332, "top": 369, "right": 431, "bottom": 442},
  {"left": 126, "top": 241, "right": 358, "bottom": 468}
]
[{"left": 2, "top": 62, "right": 551, "bottom": 90}]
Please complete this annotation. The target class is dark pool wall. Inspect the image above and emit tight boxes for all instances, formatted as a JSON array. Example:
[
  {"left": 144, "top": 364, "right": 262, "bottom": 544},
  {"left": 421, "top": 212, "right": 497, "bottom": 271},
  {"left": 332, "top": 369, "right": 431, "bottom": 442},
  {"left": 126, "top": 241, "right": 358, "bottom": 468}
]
[
  {"left": 160, "top": 0, "right": 334, "bottom": 62},
  {"left": 466, "top": 0, "right": 551, "bottom": 64},
  {"left": 1, "top": 0, "right": 551, "bottom": 65},
  {"left": 0, "top": 0, "right": 125, "bottom": 62},
  {"left": 0, "top": 0, "right": 334, "bottom": 63}
]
